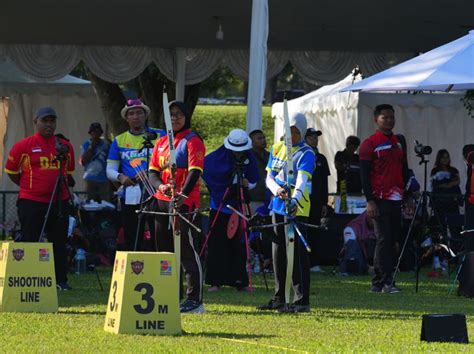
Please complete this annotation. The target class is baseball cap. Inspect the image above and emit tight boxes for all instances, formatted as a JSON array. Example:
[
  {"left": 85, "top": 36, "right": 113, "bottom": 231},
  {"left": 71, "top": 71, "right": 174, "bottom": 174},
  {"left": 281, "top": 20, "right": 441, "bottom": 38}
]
[
  {"left": 88, "top": 122, "right": 103, "bottom": 133},
  {"left": 35, "top": 107, "right": 57, "bottom": 120},
  {"left": 305, "top": 128, "right": 322, "bottom": 138}
]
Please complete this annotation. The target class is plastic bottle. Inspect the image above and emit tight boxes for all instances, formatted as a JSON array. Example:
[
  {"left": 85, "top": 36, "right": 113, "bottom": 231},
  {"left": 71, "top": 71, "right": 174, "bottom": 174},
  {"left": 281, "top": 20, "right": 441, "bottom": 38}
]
[{"left": 74, "top": 248, "right": 87, "bottom": 275}]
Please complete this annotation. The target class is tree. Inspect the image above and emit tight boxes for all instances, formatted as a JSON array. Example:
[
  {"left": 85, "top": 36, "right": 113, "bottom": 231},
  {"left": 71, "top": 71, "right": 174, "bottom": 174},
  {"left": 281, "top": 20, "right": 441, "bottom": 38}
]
[{"left": 85, "top": 63, "right": 201, "bottom": 136}]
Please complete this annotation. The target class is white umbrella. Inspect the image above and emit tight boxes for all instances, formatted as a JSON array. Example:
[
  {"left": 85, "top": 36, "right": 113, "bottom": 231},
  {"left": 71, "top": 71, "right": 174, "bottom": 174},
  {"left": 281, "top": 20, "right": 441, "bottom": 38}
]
[{"left": 341, "top": 30, "right": 474, "bottom": 92}]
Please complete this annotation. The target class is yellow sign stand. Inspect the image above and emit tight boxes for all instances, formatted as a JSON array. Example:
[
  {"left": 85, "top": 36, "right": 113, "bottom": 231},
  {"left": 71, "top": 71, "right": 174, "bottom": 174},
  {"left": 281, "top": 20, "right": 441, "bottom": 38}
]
[
  {"left": 0, "top": 242, "right": 58, "bottom": 312},
  {"left": 104, "top": 251, "right": 181, "bottom": 335}
]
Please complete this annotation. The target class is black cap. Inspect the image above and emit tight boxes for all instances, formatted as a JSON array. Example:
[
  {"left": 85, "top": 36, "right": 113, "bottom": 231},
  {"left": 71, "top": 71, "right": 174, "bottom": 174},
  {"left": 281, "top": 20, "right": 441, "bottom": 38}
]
[
  {"left": 88, "top": 122, "right": 103, "bottom": 133},
  {"left": 305, "top": 128, "right": 322, "bottom": 138}
]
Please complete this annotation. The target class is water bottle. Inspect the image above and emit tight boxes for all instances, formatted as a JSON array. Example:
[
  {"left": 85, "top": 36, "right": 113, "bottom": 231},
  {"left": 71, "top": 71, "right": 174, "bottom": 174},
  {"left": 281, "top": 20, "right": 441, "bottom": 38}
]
[{"left": 74, "top": 248, "right": 87, "bottom": 275}]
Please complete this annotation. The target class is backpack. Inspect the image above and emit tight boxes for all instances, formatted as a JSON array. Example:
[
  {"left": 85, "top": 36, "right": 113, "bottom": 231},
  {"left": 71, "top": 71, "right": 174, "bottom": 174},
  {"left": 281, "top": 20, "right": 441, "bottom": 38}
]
[{"left": 339, "top": 240, "right": 368, "bottom": 275}]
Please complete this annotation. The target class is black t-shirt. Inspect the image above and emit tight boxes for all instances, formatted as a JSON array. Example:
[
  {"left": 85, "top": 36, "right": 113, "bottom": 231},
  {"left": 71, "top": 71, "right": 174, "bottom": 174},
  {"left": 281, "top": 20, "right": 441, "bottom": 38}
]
[
  {"left": 334, "top": 150, "right": 362, "bottom": 193},
  {"left": 311, "top": 152, "right": 330, "bottom": 207},
  {"left": 430, "top": 166, "right": 461, "bottom": 211}
]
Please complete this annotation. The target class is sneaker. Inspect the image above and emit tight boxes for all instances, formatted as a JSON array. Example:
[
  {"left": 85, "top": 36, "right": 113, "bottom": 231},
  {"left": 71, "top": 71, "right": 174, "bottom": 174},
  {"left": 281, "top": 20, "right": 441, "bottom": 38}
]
[
  {"left": 381, "top": 284, "right": 401, "bottom": 294},
  {"left": 56, "top": 282, "right": 72, "bottom": 291},
  {"left": 310, "top": 265, "right": 325, "bottom": 273},
  {"left": 278, "top": 303, "right": 310, "bottom": 313},
  {"left": 370, "top": 285, "right": 382, "bottom": 293},
  {"left": 180, "top": 300, "right": 205, "bottom": 314},
  {"left": 257, "top": 299, "right": 285, "bottom": 311}
]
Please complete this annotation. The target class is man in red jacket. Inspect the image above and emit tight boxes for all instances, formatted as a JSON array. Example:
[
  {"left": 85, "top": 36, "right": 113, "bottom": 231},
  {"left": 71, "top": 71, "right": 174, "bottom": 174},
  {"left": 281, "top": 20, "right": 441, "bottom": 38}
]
[
  {"left": 4, "top": 107, "right": 75, "bottom": 290},
  {"left": 359, "top": 104, "right": 408, "bottom": 294}
]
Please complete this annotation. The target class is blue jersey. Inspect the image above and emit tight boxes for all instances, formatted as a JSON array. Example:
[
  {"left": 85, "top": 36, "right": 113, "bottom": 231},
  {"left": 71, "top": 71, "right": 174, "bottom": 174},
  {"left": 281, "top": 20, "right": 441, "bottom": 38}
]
[
  {"left": 266, "top": 141, "right": 315, "bottom": 217},
  {"left": 107, "top": 128, "right": 165, "bottom": 178}
]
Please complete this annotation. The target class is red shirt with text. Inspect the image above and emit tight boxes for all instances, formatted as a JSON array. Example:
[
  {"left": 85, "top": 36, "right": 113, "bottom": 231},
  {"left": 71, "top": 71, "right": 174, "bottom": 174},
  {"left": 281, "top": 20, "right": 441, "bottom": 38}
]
[
  {"left": 359, "top": 130, "right": 404, "bottom": 201},
  {"left": 149, "top": 129, "right": 205, "bottom": 208},
  {"left": 4, "top": 133, "right": 75, "bottom": 202}
]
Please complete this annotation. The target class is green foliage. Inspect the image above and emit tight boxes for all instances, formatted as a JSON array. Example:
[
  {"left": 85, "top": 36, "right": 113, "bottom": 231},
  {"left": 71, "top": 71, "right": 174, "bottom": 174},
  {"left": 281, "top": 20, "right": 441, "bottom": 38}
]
[
  {"left": 199, "top": 66, "right": 244, "bottom": 98},
  {"left": 461, "top": 90, "right": 474, "bottom": 118},
  {"left": 193, "top": 105, "right": 274, "bottom": 155},
  {"left": 1, "top": 269, "right": 473, "bottom": 351}
]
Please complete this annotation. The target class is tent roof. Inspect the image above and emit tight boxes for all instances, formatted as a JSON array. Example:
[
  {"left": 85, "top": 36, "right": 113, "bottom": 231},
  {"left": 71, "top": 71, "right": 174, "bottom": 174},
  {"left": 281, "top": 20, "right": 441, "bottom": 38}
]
[
  {"left": 0, "top": 61, "right": 92, "bottom": 95},
  {"left": 1, "top": 1, "right": 473, "bottom": 52}
]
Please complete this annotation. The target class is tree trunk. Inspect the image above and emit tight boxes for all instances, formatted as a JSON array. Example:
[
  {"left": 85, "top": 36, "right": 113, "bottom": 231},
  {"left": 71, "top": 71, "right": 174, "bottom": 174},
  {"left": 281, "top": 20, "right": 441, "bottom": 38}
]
[
  {"left": 185, "top": 83, "right": 201, "bottom": 117},
  {"left": 265, "top": 76, "right": 278, "bottom": 104},
  {"left": 138, "top": 66, "right": 176, "bottom": 129},
  {"left": 86, "top": 68, "right": 127, "bottom": 137}
]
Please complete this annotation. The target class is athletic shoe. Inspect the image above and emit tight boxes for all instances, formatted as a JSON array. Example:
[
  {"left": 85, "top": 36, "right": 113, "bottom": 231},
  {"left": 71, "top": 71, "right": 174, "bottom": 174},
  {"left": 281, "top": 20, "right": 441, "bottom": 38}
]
[
  {"left": 370, "top": 285, "right": 382, "bottom": 293},
  {"left": 180, "top": 300, "right": 205, "bottom": 314},
  {"left": 310, "top": 265, "right": 325, "bottom": 273},
  {"left": 278, "top": 303, "right": 310, "bottom": 313},
  {"left": 56, "top": 282, "right": 72, "bottom": 291},
  {"left": 208, "top": 285, "right": 220, "bottom": 292},
  {"left": 257, "top": 299, "right": 285, "bottom": 311},
  {"left": 381, "top": 285, "right": 401, "bottom": 294}
]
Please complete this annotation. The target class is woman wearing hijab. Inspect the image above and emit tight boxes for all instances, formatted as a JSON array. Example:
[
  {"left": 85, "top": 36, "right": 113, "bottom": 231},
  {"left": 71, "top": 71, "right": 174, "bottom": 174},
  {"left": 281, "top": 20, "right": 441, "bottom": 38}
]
[
  {"left": 149, "top": 101, "right": 205, "bottom": 314},
  {"left": 257, "top": 112, "right": 315, "bottom": 313},
  {"left": 202, "top": 129, "right": 259, "bottom": 292}
]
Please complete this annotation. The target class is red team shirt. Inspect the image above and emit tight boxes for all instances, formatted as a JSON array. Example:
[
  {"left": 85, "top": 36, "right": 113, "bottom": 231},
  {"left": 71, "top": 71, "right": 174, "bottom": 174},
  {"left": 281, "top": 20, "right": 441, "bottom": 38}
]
[
  {"left": 4, "top": 133, "right": 75, "bottom": 202},
  {"left": 359, "top": 130, "right": 405, "bottom": 201},
  {"left": 149, "top": 129, "right": 205, "bottom": 208}
]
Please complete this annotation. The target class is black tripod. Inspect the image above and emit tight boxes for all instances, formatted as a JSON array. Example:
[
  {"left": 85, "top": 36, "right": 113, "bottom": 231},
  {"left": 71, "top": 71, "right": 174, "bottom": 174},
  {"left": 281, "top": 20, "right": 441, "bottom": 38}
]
[
  {"left": 39, "top": 149, "right": 103, "bottom": 290},
  {"left": 391, "top": 153, "right": 448, "bottom": 292}
]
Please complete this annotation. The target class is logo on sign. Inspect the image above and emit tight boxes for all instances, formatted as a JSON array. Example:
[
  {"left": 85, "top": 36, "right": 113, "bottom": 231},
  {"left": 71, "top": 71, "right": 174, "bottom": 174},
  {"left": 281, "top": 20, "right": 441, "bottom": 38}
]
[
  {"left": 160, "top": 260, "right": 172, "bottom": 276},
  {"left": 12, "top": 248, "right": 24, "bottom": 261},
  {"left": 120, "top": 259, "right": 125, "bottom": 274},
  {"left": 131, "top": 260, "right": 144, "bottom": 275},
  {"left": 39, "top": 248, "right": 50, "bottom": 262}
]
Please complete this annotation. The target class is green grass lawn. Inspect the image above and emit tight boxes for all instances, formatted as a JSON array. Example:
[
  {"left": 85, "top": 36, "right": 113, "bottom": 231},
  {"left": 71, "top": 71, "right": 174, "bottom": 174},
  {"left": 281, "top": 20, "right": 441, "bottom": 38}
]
[
  {"left": 1, "top": 268, "right": 474, "bottom": 352},
  {"left": 192, "top": 104, "right": 274, "bottom": 154}
]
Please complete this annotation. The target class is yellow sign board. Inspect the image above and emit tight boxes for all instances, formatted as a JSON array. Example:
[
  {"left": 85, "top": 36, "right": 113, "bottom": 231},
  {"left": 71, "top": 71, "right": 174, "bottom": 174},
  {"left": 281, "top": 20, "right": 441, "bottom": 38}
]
[
  {"left": 0, "top": 242, "right": 58, "bottom": 312},
  {"left": 104, "top": 251, "right": 181, "bottom": 335}
]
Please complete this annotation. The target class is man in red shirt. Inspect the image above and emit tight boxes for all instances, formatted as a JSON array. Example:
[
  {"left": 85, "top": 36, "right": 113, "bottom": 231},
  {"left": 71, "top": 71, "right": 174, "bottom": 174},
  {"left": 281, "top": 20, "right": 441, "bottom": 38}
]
[
  {"left": 359, "top": 104, "right": 408, "bottom": 294},
  {"left": 149, "top": 101, "right": 205, "bottom": 313},
  {"left": 4, "top": 107, "right": 75, "bottom": 290}
]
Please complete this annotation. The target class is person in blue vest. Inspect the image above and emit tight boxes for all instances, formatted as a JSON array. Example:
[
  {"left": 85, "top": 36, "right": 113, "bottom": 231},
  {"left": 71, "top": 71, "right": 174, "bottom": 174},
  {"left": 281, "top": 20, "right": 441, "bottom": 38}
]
[
  {"left": 257, "top": 112, "right": 315, "bottom": 313},
  {"left": 106, "top": 99, "right": 164, "bottom": 251}
]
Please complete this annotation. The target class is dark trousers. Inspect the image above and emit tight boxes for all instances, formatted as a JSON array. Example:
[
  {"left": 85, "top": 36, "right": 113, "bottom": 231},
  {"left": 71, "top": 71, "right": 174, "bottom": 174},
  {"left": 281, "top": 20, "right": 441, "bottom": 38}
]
[
  {"left": 272, "top": 214, "right": 310, "bottom": 305},
  {"left": 121, "top": 203, "right": 154, "bottom": 251},
  {"left": 205, "top": 210, "right": 249, "bottom": 289},
  {"left": 154, "top": 200, "right": 203, "bottom": 302},
  {"left": 372, "top": 200, "right": 402, "bottom": 288},
  {"left": 466, "top": 203, "right": 474, "bottom": 230},
  {"left": 17, "top": 199, "right": 69, "bottom": 283}
]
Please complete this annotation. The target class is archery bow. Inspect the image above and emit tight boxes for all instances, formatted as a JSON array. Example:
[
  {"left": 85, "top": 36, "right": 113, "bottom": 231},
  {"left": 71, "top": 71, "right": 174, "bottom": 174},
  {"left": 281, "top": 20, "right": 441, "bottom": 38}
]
[
  {"left": 162, "top": 88, "right": 181, "bottom": 278},
  {"left": 282, "top": 95, "right": 295, "bottom": 309}
]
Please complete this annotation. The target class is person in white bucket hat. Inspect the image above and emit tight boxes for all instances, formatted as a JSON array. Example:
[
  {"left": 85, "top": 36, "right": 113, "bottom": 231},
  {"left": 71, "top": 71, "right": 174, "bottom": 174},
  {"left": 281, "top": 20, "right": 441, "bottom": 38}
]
[{"left": 201, "top": 129, "right": 259, "bottom": 292}]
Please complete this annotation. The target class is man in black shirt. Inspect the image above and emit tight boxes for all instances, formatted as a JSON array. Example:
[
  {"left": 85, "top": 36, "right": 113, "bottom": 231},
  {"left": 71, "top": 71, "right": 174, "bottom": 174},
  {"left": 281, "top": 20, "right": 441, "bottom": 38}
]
[
  {"left": 305, "top": 128, "right": 330, "bottom": 270},
  {"left": 335, "top": 136, "right": 362, "bottom": 194}
]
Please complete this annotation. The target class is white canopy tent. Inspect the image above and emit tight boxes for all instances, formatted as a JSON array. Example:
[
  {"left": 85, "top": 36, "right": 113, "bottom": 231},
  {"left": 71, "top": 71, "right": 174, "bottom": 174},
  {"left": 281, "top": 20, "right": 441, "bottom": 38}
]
[
  {"left": 272, "top": 74, "right": 474, "bottom": 193},
  {"left": 342, "top": 30, "right": 474, "bottom": 92},
  {"left": 0, "top": 61, "right": 104, "bottom": 192}
]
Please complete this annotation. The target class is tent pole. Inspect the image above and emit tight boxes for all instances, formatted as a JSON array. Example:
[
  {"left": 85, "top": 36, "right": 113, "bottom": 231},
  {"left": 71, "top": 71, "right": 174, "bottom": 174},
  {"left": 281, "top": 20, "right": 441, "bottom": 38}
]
[{"left": 245, "top": 0, "right": 268, "bottom": 133}]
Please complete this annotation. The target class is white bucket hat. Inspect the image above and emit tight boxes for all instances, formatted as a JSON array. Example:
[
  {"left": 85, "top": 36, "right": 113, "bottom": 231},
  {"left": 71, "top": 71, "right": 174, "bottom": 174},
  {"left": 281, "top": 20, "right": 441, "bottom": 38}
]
[
  {"left": 224, "top": 129, "right": 252, "bottom": 151},
  {"left": 121, "top": 99, "right": 151, "bottom": 119}
]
